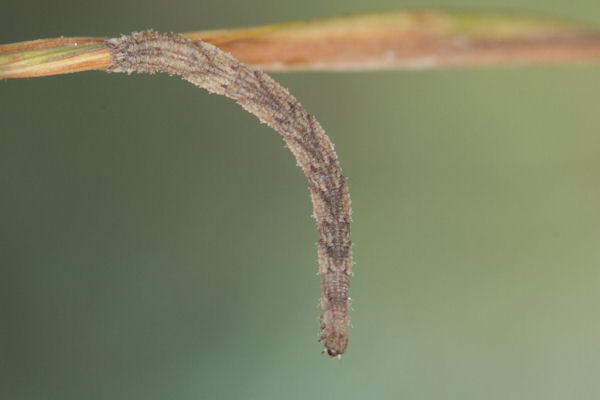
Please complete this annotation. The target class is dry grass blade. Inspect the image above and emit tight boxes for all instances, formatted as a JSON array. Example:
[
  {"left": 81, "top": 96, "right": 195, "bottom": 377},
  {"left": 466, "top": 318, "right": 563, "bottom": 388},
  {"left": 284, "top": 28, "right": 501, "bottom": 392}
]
[
  {"left": 0, "top": 39, "right": 108, "bottom": 78},
  {"left": 2, "top": 10, "right": 600, "bottom": 78},
  {"left": 187, "top": 10, "right": 600, "bottom": 71}
]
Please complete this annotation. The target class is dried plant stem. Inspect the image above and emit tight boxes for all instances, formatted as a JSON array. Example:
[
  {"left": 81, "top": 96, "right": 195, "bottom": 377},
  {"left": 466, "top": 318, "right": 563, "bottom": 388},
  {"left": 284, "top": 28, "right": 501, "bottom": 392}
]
[
  {"left": 104, "top": 31, "right": 352, "bottom": 356},
  {"left": 3, "top": 10, "right": 600, "bottom": 78}
]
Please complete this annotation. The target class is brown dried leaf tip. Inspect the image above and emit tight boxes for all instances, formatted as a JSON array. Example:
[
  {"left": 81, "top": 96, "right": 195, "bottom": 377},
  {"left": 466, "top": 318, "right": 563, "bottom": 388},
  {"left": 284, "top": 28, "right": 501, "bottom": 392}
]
[{"left": 104, "top": 31, "right": 353, "bottom": 356}]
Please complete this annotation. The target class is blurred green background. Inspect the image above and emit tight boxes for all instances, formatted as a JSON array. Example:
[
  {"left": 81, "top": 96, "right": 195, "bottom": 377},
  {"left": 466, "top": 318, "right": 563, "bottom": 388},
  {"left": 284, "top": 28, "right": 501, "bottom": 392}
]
[{"left": 2, "top": 1, "right": 600, "bottom": 399}]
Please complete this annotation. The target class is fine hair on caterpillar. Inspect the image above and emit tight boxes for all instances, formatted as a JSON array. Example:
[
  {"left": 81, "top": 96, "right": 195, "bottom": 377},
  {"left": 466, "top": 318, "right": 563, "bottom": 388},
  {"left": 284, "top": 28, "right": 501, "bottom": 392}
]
[{"left": 104, "top": 31, "right": 353, "bottom": 357}]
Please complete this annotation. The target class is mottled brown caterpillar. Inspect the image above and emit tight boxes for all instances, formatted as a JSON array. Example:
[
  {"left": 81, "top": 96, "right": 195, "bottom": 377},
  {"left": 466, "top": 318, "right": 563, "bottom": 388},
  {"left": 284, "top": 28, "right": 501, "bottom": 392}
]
[{"left": 104, "top": 31, "right": 353, "bottom": 357}]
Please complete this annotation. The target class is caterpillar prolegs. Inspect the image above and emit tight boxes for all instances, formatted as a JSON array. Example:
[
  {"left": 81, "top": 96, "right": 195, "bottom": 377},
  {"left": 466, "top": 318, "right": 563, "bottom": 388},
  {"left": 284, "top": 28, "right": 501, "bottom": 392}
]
[{"left": 105, "top": 31, "right": 353, "bottom": 356}]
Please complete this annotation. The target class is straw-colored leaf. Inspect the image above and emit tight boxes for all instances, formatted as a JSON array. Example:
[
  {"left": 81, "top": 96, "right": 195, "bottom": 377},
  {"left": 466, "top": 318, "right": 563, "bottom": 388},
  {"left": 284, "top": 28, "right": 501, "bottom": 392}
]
[{"left": 2, "top": 10, "right": 600, "bottom": 78}]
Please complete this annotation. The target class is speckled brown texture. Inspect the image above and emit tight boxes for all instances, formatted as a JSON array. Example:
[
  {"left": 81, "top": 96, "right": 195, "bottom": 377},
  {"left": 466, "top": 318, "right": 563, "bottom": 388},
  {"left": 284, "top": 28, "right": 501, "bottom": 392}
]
[{"left": 104, "top": 31, "right": 353, "bottom": 357}]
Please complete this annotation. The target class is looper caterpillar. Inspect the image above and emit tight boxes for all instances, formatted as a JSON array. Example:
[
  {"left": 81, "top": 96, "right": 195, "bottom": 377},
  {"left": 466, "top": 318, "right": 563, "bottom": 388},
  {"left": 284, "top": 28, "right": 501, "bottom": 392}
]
[{"left": 104, "top": 31, "right": 353, "bottom": 356}]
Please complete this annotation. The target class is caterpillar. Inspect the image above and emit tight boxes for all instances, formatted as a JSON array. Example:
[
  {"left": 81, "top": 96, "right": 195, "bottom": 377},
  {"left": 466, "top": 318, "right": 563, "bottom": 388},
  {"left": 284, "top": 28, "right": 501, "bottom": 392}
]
[{"left": 104, "top": 31, "right": 353, "bottom": 357}]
